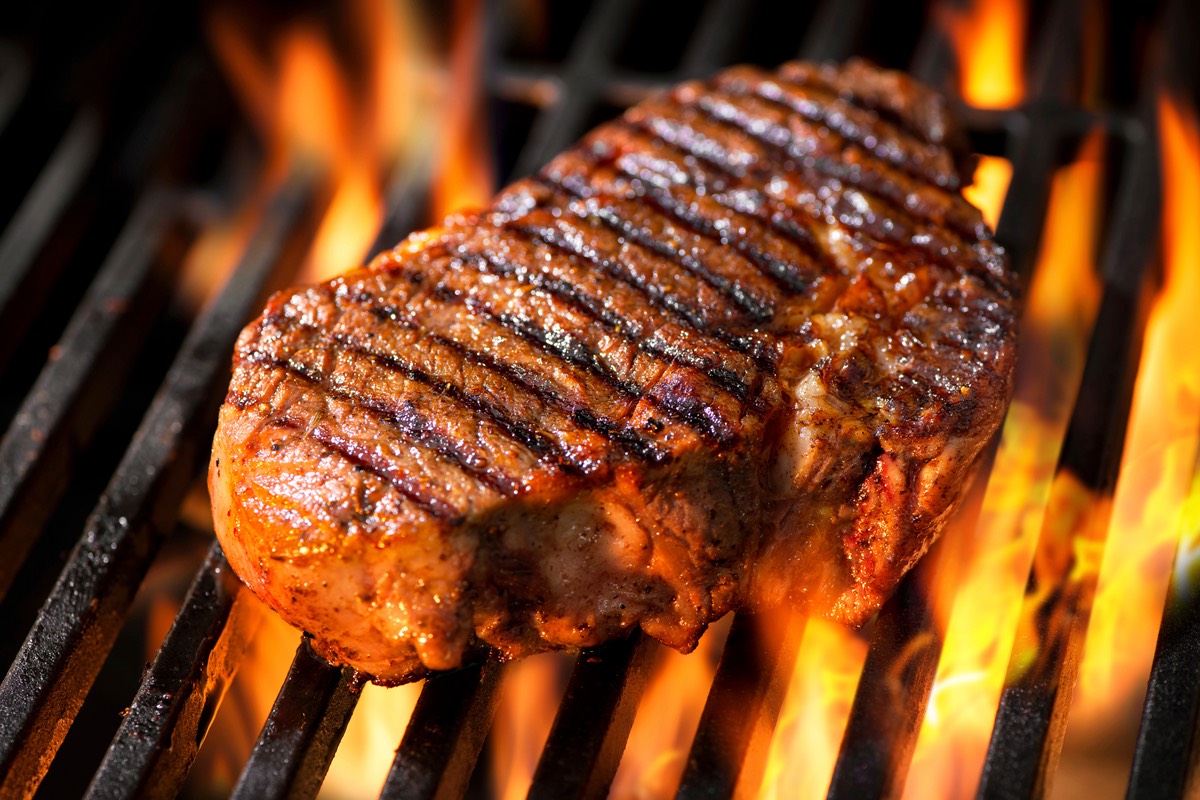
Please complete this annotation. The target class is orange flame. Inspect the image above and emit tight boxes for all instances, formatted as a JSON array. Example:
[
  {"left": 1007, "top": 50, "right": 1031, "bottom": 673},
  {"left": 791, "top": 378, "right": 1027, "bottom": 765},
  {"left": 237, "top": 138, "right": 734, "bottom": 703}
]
[
  {"left": 760, "top": 620, "right": 868, "bottom": 800},
  {"left": 181, "top": 2, "right": 494, "bottom": 794},
  {"left": 964, "top": 156, "right": 1013, "bottom": 230},
  {"left": 1062, "top": 93, "right": 1200, "bottom": 748},
  {"left": 943, "top": 0, "right": 1027, "bottom": 108},
  {"left": 207, "top": 0, "right": 435, "bottom": 284},
  {"left": 490, "top": 654, "right": 569, "bottom": 799},
  {"left": 609, "top": 620, "right": 728, "bottom": 797},
  {"left": 430, "top": 0, "right": 495, "bottom": 219},
  {"left": 904, "top": 132, "right": 1106, "bottom": 798}
]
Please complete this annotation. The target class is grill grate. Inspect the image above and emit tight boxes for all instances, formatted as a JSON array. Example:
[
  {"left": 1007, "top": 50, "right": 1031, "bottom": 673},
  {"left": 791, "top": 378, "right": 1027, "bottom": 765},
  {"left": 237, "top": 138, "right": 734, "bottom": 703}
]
[{"left": 0, "top": 0, "right": 1197, "bottom": 797}]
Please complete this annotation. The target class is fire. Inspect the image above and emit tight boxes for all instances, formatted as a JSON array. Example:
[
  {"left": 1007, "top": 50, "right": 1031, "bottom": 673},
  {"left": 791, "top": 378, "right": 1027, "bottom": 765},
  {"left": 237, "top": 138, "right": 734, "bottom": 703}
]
[
  {"left": 1064, "top": 93, "right": 1200, "bottom": 735},
  {"left": 490, "top": 653, "right": 569, "bottom": 799},
  {"left": 206, "top": 0, "right": 437, "bottom": 285},
  {"left": 175, "top": 1, "right": 496, "bottom": 794},
  {"left": 760, "top": 620, "right": 868, "bottom": 800},
  {"left": 430, "top": 0, "right": 496, "bottom": 220},
  {"left": 964, "top": 156, "right": 1013, "bottom": 230},
  {"left": 610, "top": 619, "right": 728, "bottom": 797},
  {"left": 942, "top": 0, "right": 1026, "bottom": 108},
  {"left": 904, "top": 133, "right": 1106, "bottom": 797},
  {"left": 321, "top": 681, "right": 423, "bottom": 798}
]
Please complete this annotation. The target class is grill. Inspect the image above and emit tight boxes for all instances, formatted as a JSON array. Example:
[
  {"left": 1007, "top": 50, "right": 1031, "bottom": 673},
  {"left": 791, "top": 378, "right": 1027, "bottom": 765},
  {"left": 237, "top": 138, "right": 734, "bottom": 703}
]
[{"left": 0, "top": 0, "right": 1197, "bottom": 797}]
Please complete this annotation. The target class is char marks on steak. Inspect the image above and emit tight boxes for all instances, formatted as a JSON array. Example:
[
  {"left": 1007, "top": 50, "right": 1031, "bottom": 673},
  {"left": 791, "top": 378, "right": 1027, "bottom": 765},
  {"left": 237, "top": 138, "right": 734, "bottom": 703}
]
[{"left": 210, "top": 59, "right": 1017, "bottom": 684}]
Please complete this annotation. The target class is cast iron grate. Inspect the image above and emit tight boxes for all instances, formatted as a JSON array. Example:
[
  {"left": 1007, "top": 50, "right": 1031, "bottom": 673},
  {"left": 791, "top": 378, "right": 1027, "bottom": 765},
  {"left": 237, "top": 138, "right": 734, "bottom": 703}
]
[{"left": 0, "top": 0, "right": 1196, "bottom": 797}]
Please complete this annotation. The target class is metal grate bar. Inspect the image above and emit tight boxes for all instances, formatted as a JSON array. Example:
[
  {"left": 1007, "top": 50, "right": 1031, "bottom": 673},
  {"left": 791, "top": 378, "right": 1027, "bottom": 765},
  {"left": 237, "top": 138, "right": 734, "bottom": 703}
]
[
  {"left": 1126, "top": 443, "right": 1200, "bottom": 799},
  {"left": 0, "top": 174, "right": 317, "bottom": 799},
  {"left": 826, "top": 551, "right": 944, "bottom": 799},
  {"left": 0, "top": 108, "right": 100, "bottom": 371},
  {"left": 976, "top": 123, "right": 1161, "bottom": 800},
  {"left": 676, "top": 611, "right": 807, "bottom": 800},
  {"left": 231, "top": 637, "right": 363, "bottom": 800},
  {"left": 86, "top": 542, "right": 255, "bottom": 799},
  {"left": 378, "top": 658, "right": 505, "bottom": 800},
  {"left": 797, "top": 0, "right": 871, "bottom": 62},
  {"left": 678, "top": 0, "right": 753, "bottom": 77},
  {"left": 0, "top": 42, "right": 30, "bottom": 138},
  {"left": 0, "top": 190, "right": 185, "bottom": 600},
  {"left": 509, "top": 0, "right": 640, "bottom": 179},
  {"left": 528, "top": 632, "right": 657, "bottom": 800}
]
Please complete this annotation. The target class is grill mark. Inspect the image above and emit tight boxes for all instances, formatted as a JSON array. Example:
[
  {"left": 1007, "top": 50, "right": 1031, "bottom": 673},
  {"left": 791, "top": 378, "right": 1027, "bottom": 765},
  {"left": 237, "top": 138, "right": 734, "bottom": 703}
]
[
  {"left": 324, "top": 333, "right": 583, "bottom": 472},
  {"left": 269, "top": 414, "right": 462, "bottom": 523},
  {"left": 776, "top": 66, "right": 942, "bottom": 150},
  {"left": 275, "top": 354, "right": 523, "bottom": 495},
  {"left": 538, "top": 173, "right": 774, "bottom": 324},
  {"left": 446, "top": 286, "right": 735, "bottom": 443},
  {"left": 349, "top": 290, "right": 669, "bottom": 464},
  {"left": 610, "top": 115, "right": 837, "bottom": 263},
  {"left": 424, "top": 328, "right": 668, "bottom": 464},
  {"left": 628, "top": 107, "right": 984, "bottom": 268},
  {"left": 511, "top": 197, "right": 776, "bottom": 368},
  {"left": 454, "top": 246, "right": 752, "bottom": 400},
  {"left": 627, "top": 102, "right": 982, "bottom": 244},
  {"left": 703, "top": 81, "right": 952, "bottom": 191},
  {"left": 595, "top": 130, "right": 814, "bottom": 294},
  {"left": 683, "top": 95, "right": 982, "bottom": 272}
]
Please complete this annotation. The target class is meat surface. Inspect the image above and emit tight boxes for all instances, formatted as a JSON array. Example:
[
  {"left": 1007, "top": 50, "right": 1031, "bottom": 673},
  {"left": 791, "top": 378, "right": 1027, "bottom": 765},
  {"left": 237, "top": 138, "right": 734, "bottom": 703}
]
[{"left": 210, "top": 59, "right": 1017, "bottom": 684}]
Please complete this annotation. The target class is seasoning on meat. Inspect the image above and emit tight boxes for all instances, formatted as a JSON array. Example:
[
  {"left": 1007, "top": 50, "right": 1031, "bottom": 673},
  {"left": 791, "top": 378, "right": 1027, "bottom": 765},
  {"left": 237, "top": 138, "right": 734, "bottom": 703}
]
[{"left": 209, "top": 59, "right": 1017, "bottom": 684}]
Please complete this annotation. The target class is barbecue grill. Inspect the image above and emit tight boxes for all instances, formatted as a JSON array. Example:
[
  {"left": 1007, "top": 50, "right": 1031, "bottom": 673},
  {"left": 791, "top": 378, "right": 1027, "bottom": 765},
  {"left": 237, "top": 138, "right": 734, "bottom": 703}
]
[{"left": 0, "top": 0, "right": 1197, "bottom": 797}]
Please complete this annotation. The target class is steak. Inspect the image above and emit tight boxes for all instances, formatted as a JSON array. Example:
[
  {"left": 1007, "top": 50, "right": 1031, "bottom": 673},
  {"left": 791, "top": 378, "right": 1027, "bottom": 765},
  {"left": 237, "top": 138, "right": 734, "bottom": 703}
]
[{"left": 210, "top": 59, "right": 1017, "bottom": 684}]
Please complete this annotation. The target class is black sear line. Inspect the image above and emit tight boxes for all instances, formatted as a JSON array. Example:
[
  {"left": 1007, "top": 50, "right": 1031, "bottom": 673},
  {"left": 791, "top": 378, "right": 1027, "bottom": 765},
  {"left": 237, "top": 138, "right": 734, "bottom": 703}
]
[
  {"left": 601, "top": 117, "right": 836, "bottom": 279},
  {"left": 446, "top": 287, "right": 734, "bottom": 444},
  {"left": 423, "top": 330, "right": 670, "bottom": 464},
  {"left": 454, "top": 246, "right": 752, "bottom": 400},
  {"left": 277, "top": 354, "right": 534, "bottom": 497},
  {"left": 539, "top": 174, "right": 774, "bottom": 324},
  {"left": 271, "top": 414, "right": 463, "bottom": 523},
  {"left": 362, "top": 292, "right": 672, "bottom": 464}
]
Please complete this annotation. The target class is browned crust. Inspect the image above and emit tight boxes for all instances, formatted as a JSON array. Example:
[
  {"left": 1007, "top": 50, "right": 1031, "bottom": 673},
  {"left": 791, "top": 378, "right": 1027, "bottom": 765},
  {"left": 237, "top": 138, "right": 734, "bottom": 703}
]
[{"left": 210, "top": 59, "right": 1017, "bottom": 683}]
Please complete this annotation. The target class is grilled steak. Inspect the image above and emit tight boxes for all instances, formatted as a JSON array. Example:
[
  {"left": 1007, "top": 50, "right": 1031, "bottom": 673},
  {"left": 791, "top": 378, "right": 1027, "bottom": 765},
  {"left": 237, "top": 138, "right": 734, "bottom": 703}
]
[{"left": 210, "top": 59, "right": 1017, "bottom": 684}]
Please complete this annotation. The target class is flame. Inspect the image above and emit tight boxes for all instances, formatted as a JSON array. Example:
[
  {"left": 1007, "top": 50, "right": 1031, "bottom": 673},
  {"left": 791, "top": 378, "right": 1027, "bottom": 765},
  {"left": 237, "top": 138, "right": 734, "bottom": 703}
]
[
  {"left": 177, "top": 2, "right": 493, "bottom": 795},
  {"left": 490, "top": 653, "right": 569, "bottom": 799},
  {"left": 609, "top": 620, "right": 728, "bottom": 797},
  {"left": 1066, "top": 93, "right": 1200, "bottom": 730},
  {"left": 430, "top": 0, "right": 495, "bottom": 219},
  {"left": 904, "top": 133, "right": 1106, "bottom": 798},
  {"left": 320, "top": 681, "right": 423, "bottom": 798},
  {"left": 965, "top": 156, "right": 1013, "bottom": 230},
  {"left": 942, "top": 0, "right": 1027, "bottom": 108},
  {"left": 759, "top": 620, "right": 868, "bottom": 800},
  {"left": 206, "top": 0, "right": 435, "bottom": 285}
]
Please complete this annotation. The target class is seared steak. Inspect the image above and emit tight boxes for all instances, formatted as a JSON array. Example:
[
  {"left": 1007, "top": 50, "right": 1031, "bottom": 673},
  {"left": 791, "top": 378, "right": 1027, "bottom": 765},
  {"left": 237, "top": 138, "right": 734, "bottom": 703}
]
[{"left": 210, "top": 59, "right": 1017, "bottom": 684}]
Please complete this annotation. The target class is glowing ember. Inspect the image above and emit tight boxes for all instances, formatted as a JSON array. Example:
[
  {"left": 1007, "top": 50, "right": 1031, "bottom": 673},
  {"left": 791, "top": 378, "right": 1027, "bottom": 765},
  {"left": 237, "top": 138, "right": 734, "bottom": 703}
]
[{"left": 941, "top": 0, "right": 1026, "bottom": 108}]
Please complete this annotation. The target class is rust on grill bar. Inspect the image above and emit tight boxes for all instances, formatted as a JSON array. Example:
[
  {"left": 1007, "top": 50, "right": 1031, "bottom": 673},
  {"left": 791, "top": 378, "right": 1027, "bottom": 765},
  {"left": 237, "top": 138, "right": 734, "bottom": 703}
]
[{"left": 1, "top": 0, "right": 1198, "bottom": 797}]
